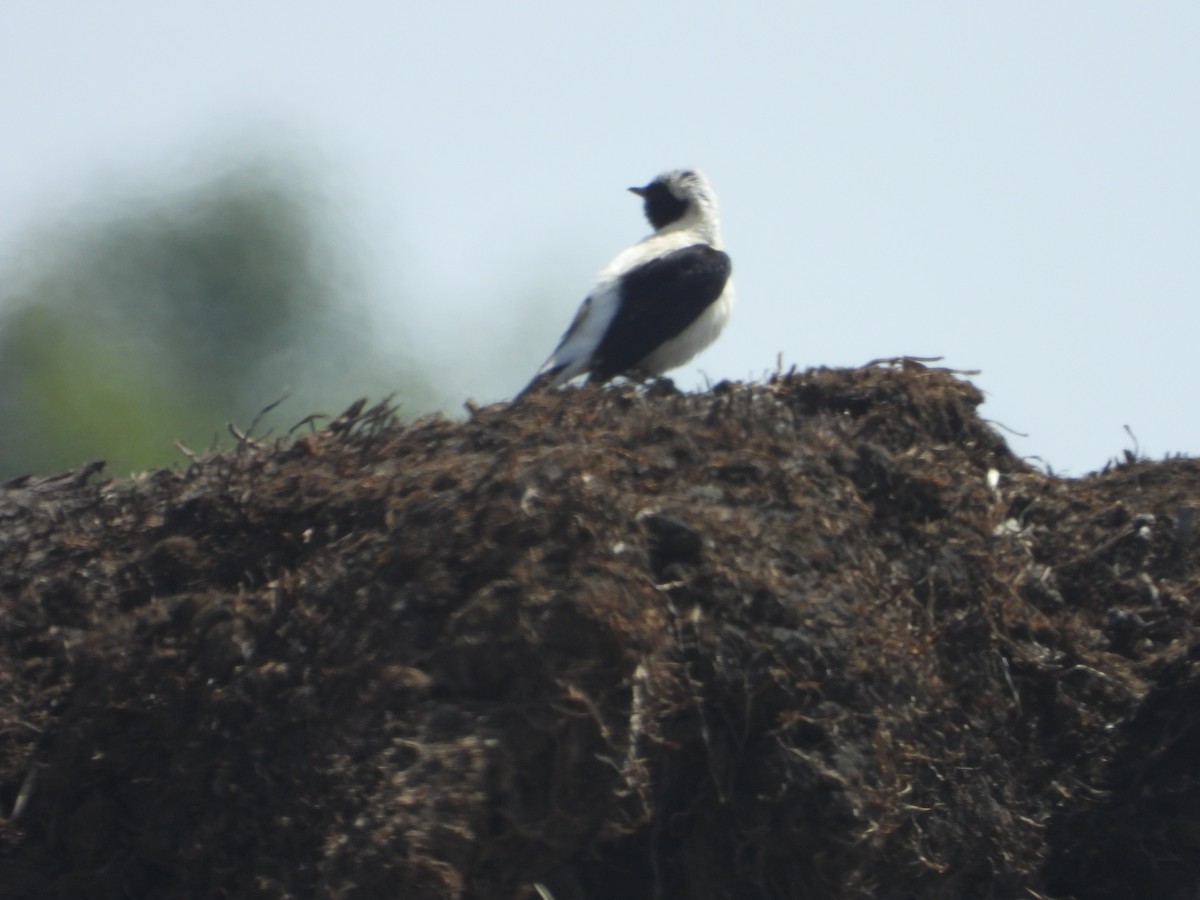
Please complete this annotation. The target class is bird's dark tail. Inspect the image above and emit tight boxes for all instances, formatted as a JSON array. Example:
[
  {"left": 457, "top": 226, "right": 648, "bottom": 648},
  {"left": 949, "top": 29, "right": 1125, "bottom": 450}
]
[
  {"left": 514, "top": 365, "right": 568, "bottom": 402},
  {"left": 514, "top": 375, "right": 545, "bottom": 402}
]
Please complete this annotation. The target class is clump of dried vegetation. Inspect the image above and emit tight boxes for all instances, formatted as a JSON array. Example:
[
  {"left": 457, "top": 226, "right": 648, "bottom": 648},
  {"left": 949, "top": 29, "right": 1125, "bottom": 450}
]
[{"left": 1, "top": 363, "right": 1198, "bottom": 899}]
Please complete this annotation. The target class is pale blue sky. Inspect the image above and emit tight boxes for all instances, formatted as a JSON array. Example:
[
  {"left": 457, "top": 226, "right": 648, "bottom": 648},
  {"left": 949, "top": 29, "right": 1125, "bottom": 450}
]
[{"left": 2, "top": 2, "right": 1197, "bottom": 474}]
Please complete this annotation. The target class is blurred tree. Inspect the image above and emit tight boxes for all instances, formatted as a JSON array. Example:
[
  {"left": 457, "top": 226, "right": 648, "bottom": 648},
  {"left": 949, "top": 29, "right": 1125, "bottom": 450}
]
[{"left": 0, "top": 154, "right": 438, "bottom": 479}]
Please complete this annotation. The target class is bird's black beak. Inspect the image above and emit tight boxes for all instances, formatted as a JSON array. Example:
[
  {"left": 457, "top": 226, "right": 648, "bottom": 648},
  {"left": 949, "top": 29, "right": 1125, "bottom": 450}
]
[{"left": 628, "top": 185, "right": 649, "bottom": 197}]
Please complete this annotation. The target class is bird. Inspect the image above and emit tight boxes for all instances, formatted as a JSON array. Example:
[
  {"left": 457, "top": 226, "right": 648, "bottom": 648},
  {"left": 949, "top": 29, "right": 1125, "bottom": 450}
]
[{"left": 517, "top": 169, "right": 733, "bottom": 399}]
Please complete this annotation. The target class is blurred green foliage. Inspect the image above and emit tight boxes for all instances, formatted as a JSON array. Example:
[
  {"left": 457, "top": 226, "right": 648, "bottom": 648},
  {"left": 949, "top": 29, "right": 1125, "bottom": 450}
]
[{"left": 0, "top": 156, "right": 437, "bottom": 479}]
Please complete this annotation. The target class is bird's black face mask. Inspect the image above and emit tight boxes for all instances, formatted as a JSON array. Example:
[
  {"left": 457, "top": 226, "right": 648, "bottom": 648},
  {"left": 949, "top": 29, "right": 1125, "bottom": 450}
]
[{"left": 631, "top": 181, "right": 689, "bottom": 230}]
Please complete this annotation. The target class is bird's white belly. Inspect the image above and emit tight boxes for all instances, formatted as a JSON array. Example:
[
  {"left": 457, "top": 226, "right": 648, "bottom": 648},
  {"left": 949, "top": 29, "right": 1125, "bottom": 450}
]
[{"left": 637, "top": 282, "right": 735, "bottom": 376}]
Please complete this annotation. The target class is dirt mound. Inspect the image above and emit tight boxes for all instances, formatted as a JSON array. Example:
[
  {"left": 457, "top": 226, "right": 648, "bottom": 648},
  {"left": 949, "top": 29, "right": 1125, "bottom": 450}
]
[{"left": 1, "top": 363, "right": 1198, "bottom": 899}]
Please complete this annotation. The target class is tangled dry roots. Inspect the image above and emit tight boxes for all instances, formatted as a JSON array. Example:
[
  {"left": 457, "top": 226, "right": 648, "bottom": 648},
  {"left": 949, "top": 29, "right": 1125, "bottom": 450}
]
[{"left": 2, "top": 363, "right": 1199, "bottom": 899}]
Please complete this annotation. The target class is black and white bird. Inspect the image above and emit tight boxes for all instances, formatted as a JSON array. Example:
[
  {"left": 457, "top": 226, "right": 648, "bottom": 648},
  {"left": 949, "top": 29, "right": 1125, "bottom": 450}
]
[{"left": 517, "top": 169, "right": 733, "bottom": 398}]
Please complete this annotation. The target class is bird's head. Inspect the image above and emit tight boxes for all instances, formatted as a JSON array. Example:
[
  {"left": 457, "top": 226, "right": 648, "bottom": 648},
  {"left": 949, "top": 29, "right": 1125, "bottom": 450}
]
[{"left": 629, "top": 169, "right": 720, "bottom": 235}]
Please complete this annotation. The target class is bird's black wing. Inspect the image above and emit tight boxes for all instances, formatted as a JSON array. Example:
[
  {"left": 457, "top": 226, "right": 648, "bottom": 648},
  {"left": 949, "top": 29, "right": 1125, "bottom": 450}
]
[{"left": 589, "top": 244, "right": 731, "bottom": 383}]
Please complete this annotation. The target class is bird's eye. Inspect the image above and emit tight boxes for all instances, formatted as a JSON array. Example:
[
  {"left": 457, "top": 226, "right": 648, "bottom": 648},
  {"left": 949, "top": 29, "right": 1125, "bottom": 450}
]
[{"left": 679, "top": 170, "right": 695, "bottom": 179}]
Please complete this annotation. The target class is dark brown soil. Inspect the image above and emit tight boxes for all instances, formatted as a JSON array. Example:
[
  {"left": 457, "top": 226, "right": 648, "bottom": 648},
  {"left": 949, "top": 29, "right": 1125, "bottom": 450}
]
[{"left": 1, "top": 363, "right": 1198, "bottom": 899}]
